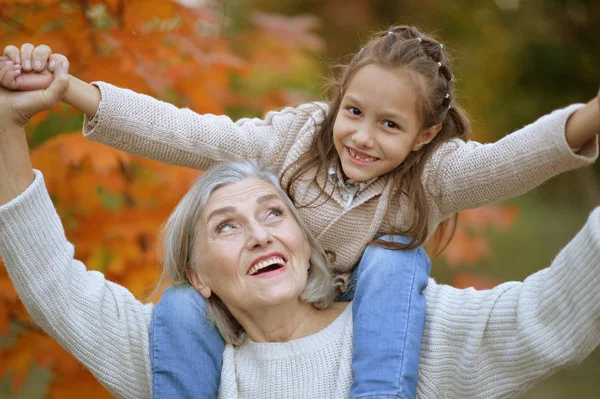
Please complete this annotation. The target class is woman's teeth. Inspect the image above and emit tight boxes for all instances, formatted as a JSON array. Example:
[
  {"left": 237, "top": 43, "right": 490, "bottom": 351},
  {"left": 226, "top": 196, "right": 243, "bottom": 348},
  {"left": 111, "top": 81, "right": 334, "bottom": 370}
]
[
  {"left": 348, "top": 148, "right": 377, "bottom": 163},
  {"left": 248, "top": 256, "right": 285, "bottom": 275}
]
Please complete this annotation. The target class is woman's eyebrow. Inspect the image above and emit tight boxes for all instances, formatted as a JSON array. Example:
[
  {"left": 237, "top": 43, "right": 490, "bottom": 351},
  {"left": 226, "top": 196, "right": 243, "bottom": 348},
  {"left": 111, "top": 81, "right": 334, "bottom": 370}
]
[
  {"left": 207, "top": 206, "right": 236, "bottom": 222},
  {"left": 256, "top": 194, "right": 280, "bottom": 204}
]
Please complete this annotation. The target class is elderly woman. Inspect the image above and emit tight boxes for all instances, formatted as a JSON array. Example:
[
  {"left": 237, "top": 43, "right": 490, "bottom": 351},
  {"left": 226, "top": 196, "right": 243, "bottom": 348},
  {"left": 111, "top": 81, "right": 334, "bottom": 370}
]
[{"left": 1, "top": 64, "right": 600, "bottom": 399}]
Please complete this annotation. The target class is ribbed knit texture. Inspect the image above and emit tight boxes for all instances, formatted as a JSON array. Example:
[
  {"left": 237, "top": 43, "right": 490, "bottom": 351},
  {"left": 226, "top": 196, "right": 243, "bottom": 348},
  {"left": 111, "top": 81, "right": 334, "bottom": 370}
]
[
  {"left": 83, "top": 83, "right": 598, "bottom": 286},
  {"left": 2, "top": 172, "right": 599, "bottom": 398}
]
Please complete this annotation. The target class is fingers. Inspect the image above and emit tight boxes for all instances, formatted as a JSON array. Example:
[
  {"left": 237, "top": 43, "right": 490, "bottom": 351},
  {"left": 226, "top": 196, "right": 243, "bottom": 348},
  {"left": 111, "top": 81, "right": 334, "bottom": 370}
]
[
  {"left": 2, "top": 45, "right": 21, "bottom": 64},
  {"left": 0, "top": 60, "right": 21, "bottom": 90},
  {"left": 20, "top": 43, "right": 34, "bottom": 71},
  {"left": 42, "top": 60, "right": 70, "bottom": 106},
  {"left": 3, "top": 43, "right": 58, "bottom": 73},
  {"left": 31, "top": 44, "right": 52, "bottom": 72},
  {"left": 48, "top": 53, "right": 68, "bottom": 72}
]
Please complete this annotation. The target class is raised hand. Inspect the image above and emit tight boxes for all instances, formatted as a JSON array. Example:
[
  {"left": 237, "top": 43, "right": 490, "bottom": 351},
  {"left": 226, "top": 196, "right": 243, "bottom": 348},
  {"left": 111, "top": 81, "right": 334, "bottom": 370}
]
[
  {"left": 1, "top": 43, "right": 60, "bottom": 91},
  {"left": 0, "top": 57, "right": 70, "bottom": 127}
]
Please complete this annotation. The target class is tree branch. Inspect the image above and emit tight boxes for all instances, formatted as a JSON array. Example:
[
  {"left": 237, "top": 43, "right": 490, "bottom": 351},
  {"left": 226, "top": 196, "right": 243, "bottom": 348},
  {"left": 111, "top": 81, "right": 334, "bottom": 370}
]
[
  {"left": 0, "top": 9, "right": 35, "bottom": 34},
  {"left": 79, "top": 0, "right": 99, "bottom": 53}
]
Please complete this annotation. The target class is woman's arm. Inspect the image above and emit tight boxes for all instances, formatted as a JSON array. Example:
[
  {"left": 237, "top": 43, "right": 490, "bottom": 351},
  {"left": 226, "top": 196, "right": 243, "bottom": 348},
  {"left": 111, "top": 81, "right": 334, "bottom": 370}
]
[
  {"left": 0, "top": 61, "right": 153, "bottom": 399},
  {"left": 424, "top": 101, "right": 599, "bottom": 228},
  {"left": 0, "top": 172, "right": 153, "bottom": 399},
  {"left": 419, "top": 209, "right": 600, "bottom": 398}
]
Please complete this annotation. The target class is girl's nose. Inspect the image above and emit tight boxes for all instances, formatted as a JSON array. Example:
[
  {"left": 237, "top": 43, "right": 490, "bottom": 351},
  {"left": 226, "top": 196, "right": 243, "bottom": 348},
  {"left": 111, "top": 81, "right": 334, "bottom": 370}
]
[{"left": 352, "top": 127, "right": 374, "bottom": 148}]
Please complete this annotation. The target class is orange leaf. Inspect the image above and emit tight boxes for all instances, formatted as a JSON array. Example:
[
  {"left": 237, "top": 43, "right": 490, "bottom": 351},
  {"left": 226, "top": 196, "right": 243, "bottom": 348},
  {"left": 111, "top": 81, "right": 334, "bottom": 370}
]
[
  {"left": 452, "top": 272, "right": 502, "bottom": 290},
  {"left": 48, "top": 368, "right": 113, "bottom": 399}
]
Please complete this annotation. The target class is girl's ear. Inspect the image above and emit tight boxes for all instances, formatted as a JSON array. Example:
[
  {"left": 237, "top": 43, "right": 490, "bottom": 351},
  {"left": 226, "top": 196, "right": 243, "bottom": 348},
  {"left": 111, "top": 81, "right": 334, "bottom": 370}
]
[
  {"left": 186, "top": 266, "right": 212, "bottom": 299},
  {"left": 412, "top": 123, "right": 442, "bottom": 151}
]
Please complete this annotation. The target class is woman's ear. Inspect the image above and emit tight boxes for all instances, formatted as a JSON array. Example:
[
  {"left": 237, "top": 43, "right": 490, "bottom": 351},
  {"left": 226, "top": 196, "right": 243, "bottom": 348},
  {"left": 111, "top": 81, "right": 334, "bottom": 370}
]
[
  {"left": 412, "top": 123, "right": 442, "bottom": 151},
  {"left": 186, "top": 267, "right": 212, "bottom": 299}
]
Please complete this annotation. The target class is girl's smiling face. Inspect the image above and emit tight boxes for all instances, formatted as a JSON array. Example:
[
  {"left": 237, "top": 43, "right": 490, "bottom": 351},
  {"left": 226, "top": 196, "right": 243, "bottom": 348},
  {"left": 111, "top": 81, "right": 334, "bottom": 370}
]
[{"left": 333, "top": 64, "right": 439, "bottom": 182}]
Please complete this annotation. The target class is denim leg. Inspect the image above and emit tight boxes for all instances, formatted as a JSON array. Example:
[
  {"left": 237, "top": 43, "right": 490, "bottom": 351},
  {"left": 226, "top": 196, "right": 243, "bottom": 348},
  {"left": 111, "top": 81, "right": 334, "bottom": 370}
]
[
  {"left": 349, "top": 236, "right": 431, "bottom": 399},
  {"left": 151, "top": 285, "right": 224, "bottom": 399}
]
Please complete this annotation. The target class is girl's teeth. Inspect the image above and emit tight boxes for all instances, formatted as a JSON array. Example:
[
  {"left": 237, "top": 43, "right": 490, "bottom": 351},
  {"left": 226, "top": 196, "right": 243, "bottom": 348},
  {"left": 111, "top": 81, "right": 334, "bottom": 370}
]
[{"left": 349, "top": 148, "right": 377, "bottom": 163}]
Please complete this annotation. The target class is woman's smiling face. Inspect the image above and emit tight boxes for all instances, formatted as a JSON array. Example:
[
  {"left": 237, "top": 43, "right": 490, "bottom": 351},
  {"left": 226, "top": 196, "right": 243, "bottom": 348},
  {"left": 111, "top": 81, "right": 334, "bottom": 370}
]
[{"left": 189, "top": 178, "right": 312, "bottom": 314}]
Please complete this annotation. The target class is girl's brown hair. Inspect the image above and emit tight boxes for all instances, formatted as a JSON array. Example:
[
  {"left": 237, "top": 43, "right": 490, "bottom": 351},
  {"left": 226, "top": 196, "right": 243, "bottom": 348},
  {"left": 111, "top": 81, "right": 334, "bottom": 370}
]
[{"left": 281, "top": 25, "right": 471, "bottom": 254}]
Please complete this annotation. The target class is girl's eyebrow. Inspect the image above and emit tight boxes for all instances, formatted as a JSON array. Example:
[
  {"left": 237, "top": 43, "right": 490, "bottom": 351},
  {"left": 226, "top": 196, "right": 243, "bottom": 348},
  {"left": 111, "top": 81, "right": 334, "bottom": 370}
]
[
  {"left": 343, "top": 94, "right": 361, "bottom": 105},
  {"left": 380, "top": 110, "right": 408, "bottom": 126},
  {"left": 345, "top": 93, "right": 409, "bottom": 126}
]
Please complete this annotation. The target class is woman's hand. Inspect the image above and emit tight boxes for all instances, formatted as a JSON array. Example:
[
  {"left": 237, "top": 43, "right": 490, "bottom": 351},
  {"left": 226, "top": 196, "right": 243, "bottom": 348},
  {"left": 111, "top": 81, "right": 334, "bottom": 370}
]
[
  {"left": 0, "top": 59, "right": 70, "bottom": 205},
  {"left": 2, "top": 43, "right": 57, "bottom": 91},
  {"left": 0, "top": 56, "right": 70, "bottom": 127},
  {"left": 2, "top": 43, "right": 101, "bottom": 117}
]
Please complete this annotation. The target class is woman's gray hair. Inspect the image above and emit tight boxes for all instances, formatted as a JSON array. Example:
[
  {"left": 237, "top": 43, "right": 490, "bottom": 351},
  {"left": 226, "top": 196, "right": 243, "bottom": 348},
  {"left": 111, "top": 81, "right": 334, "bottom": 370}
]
[{"left": 157, "top": 160, "right": 335, "bottom": 345}]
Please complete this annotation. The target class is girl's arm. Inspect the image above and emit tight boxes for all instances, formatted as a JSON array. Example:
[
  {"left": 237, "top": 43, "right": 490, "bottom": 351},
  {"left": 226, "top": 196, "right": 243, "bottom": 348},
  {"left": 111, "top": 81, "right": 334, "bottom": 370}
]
[
  {"left": 424, "top": 99, "right": 599, "bottom": 229},
  {"left": 2, "top": 44, "right": 326, "bottom": 172},
  {"left": 420, "top": 207, "right": 600, "bottom": 398},
  {"left": 80, "top": 81, "right": 327, "bottom": 172}
]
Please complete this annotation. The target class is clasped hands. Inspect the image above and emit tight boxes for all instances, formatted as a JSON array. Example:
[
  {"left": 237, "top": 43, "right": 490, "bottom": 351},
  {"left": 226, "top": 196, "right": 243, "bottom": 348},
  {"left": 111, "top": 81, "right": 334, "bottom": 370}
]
[
  {"left": 0, "top": 46, "right": 69, "bottom": 205},
  {"left": 0, "top": 44, "right": 69, "bottom": 127}
]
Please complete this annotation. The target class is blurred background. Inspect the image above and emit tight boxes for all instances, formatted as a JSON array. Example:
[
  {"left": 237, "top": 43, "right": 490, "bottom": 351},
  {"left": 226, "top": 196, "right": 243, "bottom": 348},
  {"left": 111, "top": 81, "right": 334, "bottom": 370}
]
[{"left": 0, "top": 0, "right": 598, "bottom": 397}]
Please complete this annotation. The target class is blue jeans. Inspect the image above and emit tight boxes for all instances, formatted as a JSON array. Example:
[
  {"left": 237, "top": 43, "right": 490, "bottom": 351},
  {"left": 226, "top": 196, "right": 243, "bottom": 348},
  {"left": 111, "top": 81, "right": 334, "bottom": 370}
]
[
  {"left": 151, "top": 285, "right": 224, "bottom": 398},
  {"left": 151, "top": 236, "right": 430, "bottom": 399}
]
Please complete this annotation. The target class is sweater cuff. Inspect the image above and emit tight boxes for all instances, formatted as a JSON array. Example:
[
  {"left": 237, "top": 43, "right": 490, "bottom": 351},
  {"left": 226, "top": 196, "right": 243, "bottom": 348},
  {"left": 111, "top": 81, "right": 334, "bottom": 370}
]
[
  {"left": 550, "top": 104, "right": 598, "bottom": 163},
  {"left": 82, "top": 81, "right": 112, "bottom": 136}
]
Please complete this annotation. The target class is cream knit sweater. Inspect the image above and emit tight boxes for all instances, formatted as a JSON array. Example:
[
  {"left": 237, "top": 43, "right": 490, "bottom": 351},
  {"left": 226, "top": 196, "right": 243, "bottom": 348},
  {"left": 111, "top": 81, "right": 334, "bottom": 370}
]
[
  {"left": 83, "top": 83, "right": 598, "bottom": 284},
  {"left": 1, "top": 171, "right": 599, "bottom": 399}
]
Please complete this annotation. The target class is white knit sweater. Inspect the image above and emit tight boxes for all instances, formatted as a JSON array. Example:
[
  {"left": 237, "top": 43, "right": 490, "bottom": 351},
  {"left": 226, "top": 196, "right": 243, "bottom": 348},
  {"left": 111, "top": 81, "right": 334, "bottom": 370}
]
[
  {"left": 1, "top": 171, "right": 599, "bottom": 399},
  {"left": 83, "top": 82, "right": 598, "bottom": 287}
]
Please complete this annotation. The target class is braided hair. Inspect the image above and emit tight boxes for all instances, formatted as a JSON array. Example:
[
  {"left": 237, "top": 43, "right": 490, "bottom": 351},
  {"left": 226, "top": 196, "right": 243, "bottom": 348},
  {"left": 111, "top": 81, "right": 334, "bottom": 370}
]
[{"left": 282, "top": 25, "right": 471, "bottom": 253}]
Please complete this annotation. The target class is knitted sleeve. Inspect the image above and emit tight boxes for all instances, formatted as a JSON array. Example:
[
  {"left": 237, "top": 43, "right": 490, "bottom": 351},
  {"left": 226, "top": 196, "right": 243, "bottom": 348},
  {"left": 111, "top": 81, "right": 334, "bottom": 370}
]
[
  {"left": 419, "top": 207, "right": 600, "bottom": 398},
  {"left": 423, "top": 104, "right": 598, "bottom": 225},
  {"left": 0, "top": 171, "right": 153, "bottom": 399},
  {"left": 82, "top": 82, "right": 327, "bottom": 172}
]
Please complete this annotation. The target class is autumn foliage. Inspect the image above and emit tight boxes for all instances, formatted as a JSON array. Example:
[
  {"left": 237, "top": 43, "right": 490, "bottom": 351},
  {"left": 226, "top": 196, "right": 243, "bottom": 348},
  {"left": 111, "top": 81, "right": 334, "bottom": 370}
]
[{"left": 0, "top": 1, "right": 516, "bottom": 397}]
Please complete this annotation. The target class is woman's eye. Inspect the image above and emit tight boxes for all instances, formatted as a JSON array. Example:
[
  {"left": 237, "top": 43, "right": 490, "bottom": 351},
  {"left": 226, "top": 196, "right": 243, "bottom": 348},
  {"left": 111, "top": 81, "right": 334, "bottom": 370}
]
[
  {"left": 347, "top": 107, "right": 361, "bottom": 116},
  {"left": 267, "top": 208, "right": 283, "bottom": 219},
  {"left": 384, "top": 120, "right": 399, "bottom": 129},
  {"left": 216, "top": 222, "right": 234, "bottom": 233}
]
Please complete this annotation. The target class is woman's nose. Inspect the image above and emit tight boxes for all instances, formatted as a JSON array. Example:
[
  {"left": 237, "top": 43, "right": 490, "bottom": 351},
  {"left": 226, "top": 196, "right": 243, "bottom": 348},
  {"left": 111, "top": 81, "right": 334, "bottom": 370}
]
[{"left": 245, "top": 222, "right": 272, "bottom": 249}]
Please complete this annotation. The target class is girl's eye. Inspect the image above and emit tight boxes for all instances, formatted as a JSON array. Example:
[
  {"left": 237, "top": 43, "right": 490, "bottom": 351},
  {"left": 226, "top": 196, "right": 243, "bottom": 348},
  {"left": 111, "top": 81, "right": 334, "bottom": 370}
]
[
  {"left": 384, "top": 120, "right": 399, "bottom": 129},
  {"left": 347, "top": 107, "right": 361, "bottom": 116}
]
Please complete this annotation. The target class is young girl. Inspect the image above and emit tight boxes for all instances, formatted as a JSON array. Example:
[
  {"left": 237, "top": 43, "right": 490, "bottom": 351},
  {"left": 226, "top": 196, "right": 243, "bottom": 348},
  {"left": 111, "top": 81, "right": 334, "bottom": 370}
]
[{"left": 2, "top": 25, "right": 599, "bottom": 398}]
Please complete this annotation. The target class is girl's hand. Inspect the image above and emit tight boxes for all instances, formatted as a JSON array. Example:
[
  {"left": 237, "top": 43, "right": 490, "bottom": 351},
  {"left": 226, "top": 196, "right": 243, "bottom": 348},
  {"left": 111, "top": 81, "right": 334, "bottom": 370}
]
[
  {"left": 0, "top": 56, "right": 70, "bottom": 127},
  {"left": 564, "top": 86, "right": 600, "bottom": 150},
  {"left": 2, "top": 43, "right": 58, "bottom": 91}
]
